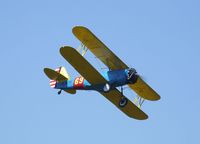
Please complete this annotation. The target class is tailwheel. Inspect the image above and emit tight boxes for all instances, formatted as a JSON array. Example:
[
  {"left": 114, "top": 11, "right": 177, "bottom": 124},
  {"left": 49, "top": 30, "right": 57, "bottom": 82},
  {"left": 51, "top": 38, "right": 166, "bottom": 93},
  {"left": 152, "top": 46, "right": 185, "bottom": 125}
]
[{"left": 58, "top": 89, "right": 62, "bottom": 95}]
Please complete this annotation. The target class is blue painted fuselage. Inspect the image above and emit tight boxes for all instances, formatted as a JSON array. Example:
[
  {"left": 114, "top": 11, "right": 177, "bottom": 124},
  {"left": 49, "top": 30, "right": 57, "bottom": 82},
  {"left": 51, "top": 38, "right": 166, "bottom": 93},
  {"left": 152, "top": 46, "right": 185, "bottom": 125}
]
[{"left": 55, "top": 68, "right": 137, "bottom": 92}]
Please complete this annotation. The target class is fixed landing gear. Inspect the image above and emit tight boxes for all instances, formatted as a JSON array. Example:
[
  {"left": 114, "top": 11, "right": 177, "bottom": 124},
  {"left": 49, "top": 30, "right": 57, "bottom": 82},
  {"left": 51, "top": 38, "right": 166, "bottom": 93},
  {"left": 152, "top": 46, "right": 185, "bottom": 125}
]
[
  {"left": 119, "top": 97, "right": 128, "bottom": 107},
  {"left": 119, "top": 86, "right": 128, "bottom": 107},
  {"left": 58, "top": 89, "right": 62, "bottom": 95}
]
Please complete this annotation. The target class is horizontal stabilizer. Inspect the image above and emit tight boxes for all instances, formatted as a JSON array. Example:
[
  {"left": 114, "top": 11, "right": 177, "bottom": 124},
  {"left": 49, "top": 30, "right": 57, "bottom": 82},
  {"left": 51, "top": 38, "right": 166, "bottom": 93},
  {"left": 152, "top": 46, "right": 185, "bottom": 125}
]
[
  {"left": 44, "top": 68, "right": 67, "bottom": 82},
  {"left": 44, "top": 67, "right": 76, "bottom": 94},
  {"left": 64, "top": 89, "right": 76, "bottom": 94}
]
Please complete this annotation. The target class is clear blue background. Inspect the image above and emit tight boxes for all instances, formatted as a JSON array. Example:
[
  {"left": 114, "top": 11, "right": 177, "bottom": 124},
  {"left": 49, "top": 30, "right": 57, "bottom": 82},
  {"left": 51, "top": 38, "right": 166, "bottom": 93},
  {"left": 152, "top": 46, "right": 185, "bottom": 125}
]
[{"left": 0, "top": 0, "right": 200, "bottom": 143}]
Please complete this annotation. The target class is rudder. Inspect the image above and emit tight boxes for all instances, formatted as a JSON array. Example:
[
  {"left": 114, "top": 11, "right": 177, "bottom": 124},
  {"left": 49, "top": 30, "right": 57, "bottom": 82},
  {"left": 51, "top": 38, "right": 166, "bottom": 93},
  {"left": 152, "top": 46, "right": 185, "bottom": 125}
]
[
  {"left": 44, "top": 67, "right": 70, "bottom": 88},
  {"left": 56, "top": 66, "right": 70, "bottom": 80}
]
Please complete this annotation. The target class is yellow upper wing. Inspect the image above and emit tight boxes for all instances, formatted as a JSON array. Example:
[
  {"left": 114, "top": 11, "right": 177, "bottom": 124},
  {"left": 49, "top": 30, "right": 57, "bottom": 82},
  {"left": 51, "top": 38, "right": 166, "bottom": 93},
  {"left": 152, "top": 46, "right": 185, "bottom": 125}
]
[
  {"left": 60, "top": 46, "right": 148, "bottom": 120},
  {"left": 72, "top": 26, "right": 128, "bottom": 70},
  {"left": 72, "top": 26, "right": 160, "bottom": 101}
]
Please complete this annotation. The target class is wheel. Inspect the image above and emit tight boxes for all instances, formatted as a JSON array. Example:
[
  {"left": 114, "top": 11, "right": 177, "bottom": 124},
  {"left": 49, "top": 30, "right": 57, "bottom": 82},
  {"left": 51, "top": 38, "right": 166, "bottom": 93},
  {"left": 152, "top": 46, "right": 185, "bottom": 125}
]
[
  {"left": 119, "top": 97, "right": 128, "bottom": 107},
  {"left": 58, "top": 90, "right": 62, "bottom": 95},
  {"left": 103, "top": 83, "right": 110, "bottom": 92}
]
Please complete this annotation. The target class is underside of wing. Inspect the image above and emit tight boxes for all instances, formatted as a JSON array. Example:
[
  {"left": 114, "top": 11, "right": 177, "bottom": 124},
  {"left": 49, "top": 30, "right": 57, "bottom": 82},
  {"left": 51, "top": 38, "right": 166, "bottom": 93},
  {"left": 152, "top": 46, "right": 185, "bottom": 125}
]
[
  {"left": 128, "top": 76, "right": 160, "bottom": 101},
  {"left": 60, "top": 46, "right": 107, "bottom": 85},
  {"left": 72, "top": 26, "right": 128, "bottom": 70},
  {"left": 101, "top": 89, "right": 148, "bottom": 120}
]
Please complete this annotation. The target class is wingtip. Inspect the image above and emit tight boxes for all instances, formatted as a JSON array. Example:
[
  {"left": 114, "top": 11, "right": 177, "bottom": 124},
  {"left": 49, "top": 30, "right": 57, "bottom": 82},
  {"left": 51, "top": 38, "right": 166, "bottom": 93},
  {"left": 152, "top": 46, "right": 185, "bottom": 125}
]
[
  {"left": 59, "top": 46, "right": 69, "bottom": 55},
  {"left": 137, "top": 110, "right": 148, "bottom": 120},
  {"left": 43, "top": 68, "right": 50, "bottom": 75},
  {"left": 139, "top": 115, "right": 148, "bottom": 120},
  {"left": 73, "top": 25, "right": 87, "bottom": 30},
  {"left": 72, "top": 26, "right": 90, "bottom": 35},
  {"left": 59, "top": 46, "right": 65, "bottom": 54},
  {"left": 43, "top": 68, "right": 52, "bottom": 79},
  {"left": 151, "top": 94, "right": 161, "bottom": 101},
  {"left": 156, "top": 95, "right": 161, "bottom": 101},
  {"left": 60, "top": 46, "right": 75, "bottom": 56},
  {"left": 127, "top": 109, "right": 148, "bottom": 120}
]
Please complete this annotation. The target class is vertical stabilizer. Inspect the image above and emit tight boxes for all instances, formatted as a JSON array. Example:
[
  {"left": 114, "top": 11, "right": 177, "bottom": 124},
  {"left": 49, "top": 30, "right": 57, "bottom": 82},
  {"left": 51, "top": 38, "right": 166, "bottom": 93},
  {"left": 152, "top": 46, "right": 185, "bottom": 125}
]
[
  {"left": 44, "top": 67, "right": 70, "bottom": 89},
  {"left": 58, "top": 66, "right": 70, "bottom": 80}
]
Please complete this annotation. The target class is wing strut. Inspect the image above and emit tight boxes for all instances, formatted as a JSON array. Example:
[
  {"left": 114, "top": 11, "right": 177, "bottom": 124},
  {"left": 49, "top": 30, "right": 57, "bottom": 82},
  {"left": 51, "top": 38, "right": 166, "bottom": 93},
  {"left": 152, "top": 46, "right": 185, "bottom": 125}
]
[{"left": 76, "top": 43, "right": 88, "bottom": 56}]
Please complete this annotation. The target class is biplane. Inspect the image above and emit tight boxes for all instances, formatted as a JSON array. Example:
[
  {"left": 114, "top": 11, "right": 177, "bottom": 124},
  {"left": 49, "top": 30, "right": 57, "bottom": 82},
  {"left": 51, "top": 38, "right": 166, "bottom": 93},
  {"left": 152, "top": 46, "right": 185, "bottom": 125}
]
[{"left": 44, "top": 26, "right": 160, "bottom": 120}]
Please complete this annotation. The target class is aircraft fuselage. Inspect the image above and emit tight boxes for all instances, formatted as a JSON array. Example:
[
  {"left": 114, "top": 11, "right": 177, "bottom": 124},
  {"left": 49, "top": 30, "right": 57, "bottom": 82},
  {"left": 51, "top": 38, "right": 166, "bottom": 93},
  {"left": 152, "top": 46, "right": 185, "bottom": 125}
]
[{"left": 55, "top": 68, "right": 137, "bottom": 92}]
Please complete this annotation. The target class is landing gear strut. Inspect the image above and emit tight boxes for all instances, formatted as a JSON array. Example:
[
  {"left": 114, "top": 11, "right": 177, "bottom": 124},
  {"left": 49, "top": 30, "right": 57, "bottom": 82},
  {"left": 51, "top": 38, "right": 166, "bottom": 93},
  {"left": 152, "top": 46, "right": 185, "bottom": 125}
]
[
  {"left": 119, "top": 86, "right": 128, "bottom": 107},
  {"left": 58, "top": 89, "right": 62, "bottom": 95}
]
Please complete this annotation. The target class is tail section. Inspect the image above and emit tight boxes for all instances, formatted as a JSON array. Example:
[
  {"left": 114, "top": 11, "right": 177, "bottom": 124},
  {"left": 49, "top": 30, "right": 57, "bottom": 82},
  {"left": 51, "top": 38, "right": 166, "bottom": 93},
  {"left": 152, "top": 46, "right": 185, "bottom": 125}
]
[
  {"left": 49, "top": 66, "right": 70, "bottom": 88},
  {"left": 56, "top": 66, "right": 70, "bottom": 80},
  {"left": 50, "top": 79, "right": 57, "bottom": 88},
  {"left": 49, "top": 67, "right": 62, "bottom": 88},
  {"left": 44, "top": 66, "right": 70, "bottom": 88},
  {"left": 44, "top": 66, "right": 76, "bottom": 94}
]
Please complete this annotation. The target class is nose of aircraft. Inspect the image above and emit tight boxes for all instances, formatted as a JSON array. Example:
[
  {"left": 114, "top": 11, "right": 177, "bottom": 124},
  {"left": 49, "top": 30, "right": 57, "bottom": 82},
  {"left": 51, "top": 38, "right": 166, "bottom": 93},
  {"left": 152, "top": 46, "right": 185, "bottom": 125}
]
[{"left": 126, "top": 68, "right": 138, "bottom": 84}]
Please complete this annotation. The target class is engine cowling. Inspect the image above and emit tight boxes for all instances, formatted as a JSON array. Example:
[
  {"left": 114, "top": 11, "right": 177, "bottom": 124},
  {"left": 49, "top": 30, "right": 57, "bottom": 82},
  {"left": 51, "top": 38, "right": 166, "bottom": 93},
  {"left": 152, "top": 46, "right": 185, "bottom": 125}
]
[{"left": 127, "top": 68, "right": 138, "bottom": 84}]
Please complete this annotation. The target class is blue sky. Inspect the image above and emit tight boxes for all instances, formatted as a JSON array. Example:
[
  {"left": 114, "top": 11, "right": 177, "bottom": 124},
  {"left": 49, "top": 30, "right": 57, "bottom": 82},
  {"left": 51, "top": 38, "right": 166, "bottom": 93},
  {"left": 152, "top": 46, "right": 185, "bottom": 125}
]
[{"left": 0, "top": 0, "right": 200, "bottom": 143}]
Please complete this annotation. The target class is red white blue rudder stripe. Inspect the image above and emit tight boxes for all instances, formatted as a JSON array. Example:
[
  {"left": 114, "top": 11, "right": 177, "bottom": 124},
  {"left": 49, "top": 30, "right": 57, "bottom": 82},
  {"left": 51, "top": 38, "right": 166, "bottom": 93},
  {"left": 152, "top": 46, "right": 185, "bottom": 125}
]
[{"left": 49, "top": 67, "right": 61, "bottom": 88}]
